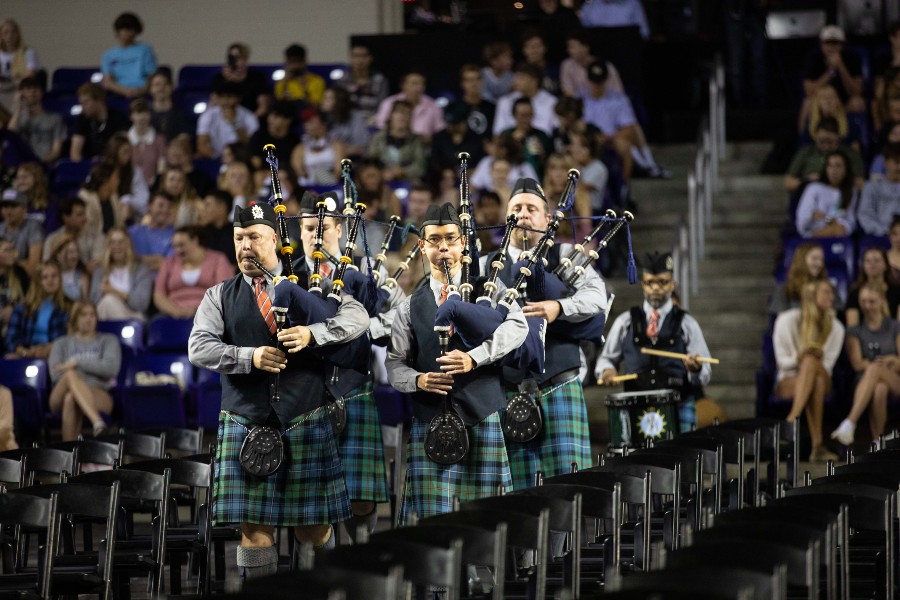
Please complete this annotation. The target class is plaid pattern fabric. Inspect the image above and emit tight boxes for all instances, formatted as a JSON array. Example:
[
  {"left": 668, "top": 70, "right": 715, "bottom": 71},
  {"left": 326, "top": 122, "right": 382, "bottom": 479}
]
[
  {"left": 503, "top": 375, "right": 592, "bottom": 490},
  {"left": 336, "top": 382, "right": 389, "bottom": 503},
  {"left": 213, "top": 408, "right": 351, "bottom": 526},
  {"left": 678, "top": 400, "right": 697, "bottom": 433},
  {"left": 398, "top": 413, "right": 512, "bottom": 527},
  {"left": 5, "top": 302, "right": 68, "bottom": 352}
]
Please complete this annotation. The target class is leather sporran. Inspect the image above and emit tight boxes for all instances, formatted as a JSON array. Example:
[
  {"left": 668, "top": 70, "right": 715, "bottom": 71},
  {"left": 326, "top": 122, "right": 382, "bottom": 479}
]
[
  {"left": 327, "top": 396, "right": 347, "bottom": 436},
  {"left": 239, "top": 426, "right": 284, "bottom": 477},
  {"left": 502, "top": 382, "right": 543, "bottom": 443},
  {"left": 425, "top": 410, "right": 470, "bottom": 465}
]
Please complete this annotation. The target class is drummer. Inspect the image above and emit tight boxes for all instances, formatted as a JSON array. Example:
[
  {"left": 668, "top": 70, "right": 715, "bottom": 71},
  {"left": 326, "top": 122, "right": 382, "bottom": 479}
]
[{"left": 595, "top": 251, "right": 712, "bottom": 432}]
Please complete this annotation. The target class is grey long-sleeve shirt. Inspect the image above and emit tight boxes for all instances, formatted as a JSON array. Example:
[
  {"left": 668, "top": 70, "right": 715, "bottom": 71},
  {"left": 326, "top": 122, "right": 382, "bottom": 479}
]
[
  {"left": 385, "top": 273, "right": 529, "bottom": 394},
  {"left": 49, "top": 333, "right": 122, "bottom": 389},
  {"left": 188, "top": 266, "right": 370, "bottom": 376},
  {"left": 856, "top": 179, "right": 900, "bottom": 236}
]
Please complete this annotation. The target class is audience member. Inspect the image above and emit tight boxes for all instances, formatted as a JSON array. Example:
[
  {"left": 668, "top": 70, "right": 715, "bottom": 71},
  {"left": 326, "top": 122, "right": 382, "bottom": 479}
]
[
  {"left": 128, "top": 98, "right": 166, "bottom": 184},
  {"left": 291, "top": 110, "right": 341, "bottom": 186},
  {"left": 773, "top": 279, "right": 843, "bottom": 461},
  {"left": 165, "top": 134, "right": 212, "bottom": 197},
  {"left": 48, "top": 301, "right": 120, "bottom": 440},
  {"left": 567, "top": 129, "right": 609, "bottom": 212},
  {"left": 103, "top": 132, "right": 151, "bottom": 221},
  {"left": 544, "top": 152, "right": 592, "bottom": 239},
  {"left": 869, "top": 124, "right": 900, "bottom": 180},
  {"left": 446, "top": 64, "right": 495, "bottom": 142},
  {"left": 355, "top": 158, "right": 403, "bottom": 252},
  {"left": 560, "top": 30, "right": 622, "bottom": 98},
  {"left": 367, "top": 100, "right": 427, "bottom": 182},
  {"left": 100, "top": 12, "right": 157, "bottom": 99},
  {"left": 582, "top": 61, "right": 638, "bottom": 184},
  {"left": 69, "top": 83, "right": 129, "bottom": 162},
  {"left": 43, "top": 196, "right": 104, "bottom": 273},
  {"left": 199, "top": 189, "right": 237, "bottom": 266},
  {"left": 872, "top": 21, "right": 900, "bottom": 131},
  {"left": 0, "top": 386, "right": 17, "bottom": 451},
  {"left": 471, "top": 132, "right": 539, "bottom": 192},
  {"left": 474, "top": 189, "right": 504, "bottom": 252},
  {"left": 48, "top": 235, "right": 89, "bottom": 302},
  {"left": 79, "top": 162, "right": 125, "bottom": 237},
  {"left": 579, "top": 0, "right": 650, "bottom": 39},
  {"left": 406, "top": 183, "right": 434, "bottom": 228},
  {"left": 784, "top": 117, "right": 864, "bottom": 193},
  {"left": 858, "top": 144, "right": 900, "bottom": 235},
  {"left": 800, "top": 85, "right": 860, "bottom": 149},
  {"left": 795, "top": 150, "right": 858, "bottom": 238},
  {"left": 249, "top": 100, "right": 300, "bottom": 171},
  {"left": 0, "top": 18, "right": 40, "bottom": 112},
  {"left": 212, "top": 42, "right": 272, "bottom": 118},
  {"left": 157, "top": 166, "right": 201, "bottom": 227},
  {"left": 802, "top": 26, "right": 865, "bottom": 120},
  {"left": 832, "top": 282, "right": 900, "bottom": 446},
  {"left": 488, "top": 157, "right": 513, "bottom": 200},
  {"left": 321, "top": 87, "right": 371, "bottom": 157},
  {"left": 14, "top": 162, "right": 57, "bottom": 232},
  {"left": 521, "top": 28, "right": 560, "bottom": 95},
  {"left": 769, "top": 242, "right": 830, "bottom": 314},
  {"left": 481, "top": 41, "right": 514, "bottom": 103},
  {"left": 429, "top": 102, "right": 486, "bottom": 181},
  {"left": 436, "top": 167, "right": 461, "bottom": 206},
  {"left": 520, "top": 0, "right": 582, "bottom": 63},
  {"left": 274, "top": 43, "right": 325, "bottom": 108},
  {"left": 197, "top": 79, "right": 259, "bottom": 159},
  {"left": 147, "top": 69, "right": 192, "bottom": 141},
  {"left": 888, "top": 217, "right": 900, "bottom": 279},
  {"left": 845, "top": 247, "right": 900, "bottom": 326},
  {"left": 5, "top": 260, "right": 69, "bottom": 359},
  {"left": 0, "top": 188, "right": 43, "bottom": 274},
  {"left": 90, "top": 227, "right": 152, "bottom": 321},
  {"left": 494, "top": 62, "right": 558, "bottom": 137},
  {"left": 128, "top": 192, "right": 174, "bottom": 271},
  {"left": 335, "top": 43, "right": 389, "bottom": 123},
  {"left": 502, "top": 97, "right": 553, "bottom": 178},
  {"left": 8, "top": 76, "right": 65, "bottom": 163},
  {"left": 375, "top": 69, "right": 445, "bottom": 143},
  {"left": 0, "top": 238, "right": 29, "bottom": 346},
  {"left": 551, "top": 95, "right": 585, "bottom": 152},
  {"left": 153, "top": 225, "right": 233, "bottom": 318},
  {"left": 217, "top": 161, "right": 255, "bottom": 209}
]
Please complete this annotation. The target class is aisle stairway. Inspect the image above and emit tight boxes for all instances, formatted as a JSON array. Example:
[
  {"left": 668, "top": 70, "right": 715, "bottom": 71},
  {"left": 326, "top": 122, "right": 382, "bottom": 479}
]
[{"left": 586, "top": 141, "right": 784, "bottom": 442}]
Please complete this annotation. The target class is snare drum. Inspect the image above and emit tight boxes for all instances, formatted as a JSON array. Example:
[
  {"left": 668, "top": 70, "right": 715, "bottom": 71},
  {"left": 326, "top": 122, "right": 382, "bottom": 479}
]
[{"left": 604, "top": 389, "right": 681, "bottom": 448}]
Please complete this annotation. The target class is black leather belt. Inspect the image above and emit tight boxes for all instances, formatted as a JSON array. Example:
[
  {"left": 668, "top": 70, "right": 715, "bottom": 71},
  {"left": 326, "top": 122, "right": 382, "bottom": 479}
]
[{"left": 504, "top": 368, "right": 580, "bottom": 393}]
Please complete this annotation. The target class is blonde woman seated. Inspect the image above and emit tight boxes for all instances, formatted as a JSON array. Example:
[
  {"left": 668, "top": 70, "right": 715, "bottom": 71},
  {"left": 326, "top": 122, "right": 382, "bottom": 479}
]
[
  {"left": 831, "top": 282, "right": 900, "bottom": 446},
  {"left": 89, "top": 227, "right": 153, "bottom": 321},
  {"left": 773, "top": 280, "right": 845, "bottom": 461},
  {"left": 48, "top": 302, "right": 121, "bottom": 441}
]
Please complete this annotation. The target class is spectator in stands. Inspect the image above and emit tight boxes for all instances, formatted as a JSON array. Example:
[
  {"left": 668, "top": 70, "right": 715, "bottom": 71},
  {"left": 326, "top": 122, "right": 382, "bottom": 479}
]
[
  {"left": 521, "top": 29, "right": 560, "bottom": 96},
  {"left": 321, "top": 87, "right": 370, "bottom": 157},
  {"left": 199, "top": 189, "right": 236, "bottom": 266},
  {"left": 579, "top": 0, "right": 650, "bottom": 39},
  {"left": 801, "top": 26, "right": 865, "bottom": 123},
  {"left": 567, "top": 130, "right": 609, "bottom": 212},
  {"left": 79, "top": 162, "right": 125, "bottom": 237},
  {"left": 406, "top": 183, "right": 433, "bottom": 228},
  {"left": 49, "top": 234, "right": 89, "bottom": 302},
  {"left": 48, "top": 301, "right": 120, "bottom": 440},
  {"left": 248, "top": 101, "right": 300, "bottom": 172},
  {"left": 858, "top": 144, "right": 900, "bottom": 236},
  {"left": 218, "top": 161, "right": 255, "bottom": 209},
  {"left": 870, "top": 124, "right": 900, "bottom": 180},
  {"left": 888, "top": 217, "right": 900, "bottom": 279},
  {"left": 147, "top": 69, "right": 192, "bottom": 142},
  {"left": 69, "top": 83, "right": 129, "bottom": 162},
  {"left": 481, "top": 41, "right": 514, "bottom": 104},
  {"left": 472, "top": 132, "right": 539, "bottom": 192},
  {"left": 561, "top": 30, "right": 617, "bottom": 98},
  {"left": 551, "top": 95, "right": 585, "bottom": 153},
  {"left": 800, "top": 85, "right": 860, "bottom": 150},
  {"left": 846, "top": 247, "right": 900, "bottom": 327},
  {"left": 100, "top": 12, "right": 157, "bottom": 99},
  {"left": 335, "top": 43, "right": 389, "bottom": 124},
  {"left": 0, "top": 386, "right": 17, "bottom": 451},
  {"left": 0, "top": 238, "right": 29, "bottom": 348},
  {"left": 213, "top": 42, "right": 272, "bottom": 118},
  {"left": 291, "top": 109, "right": 341, "bottom": 186},
  {"left": 521, "top": 0, "right": 582, "bottom": 63},
  {"left": 14, "top": 162, "right": 57, "bottom": 232},
  {"left": 128, "top": 191, "right": 174, "bottom": 271},
  {"left": 544, "top": 152, "right": 592, "bottom": 239},
  {"left": 429, "top": 101, "right": 486, "bottom": 182},
  {"left": 274, "top": 43, "right": 325, "bottom": 108},
  {"left": 157, "top": 166, "right": 201, "bottom": 227},
  {"left": 43, "top": 196, "right": 103, "bottom": 273},
  {"left": 103, "top": 132, "right": 150, "bottom": 222},
  {"left": 355, "top": 158, "right": 403, "bottom": 252},
  {"left": 153, "top": 225, "right": 233, "bottom": 319},
  {"left": 773, "top": 279, "right": 843, "bottom": 461},
  {"left": 474, "top": 190, "right": 503, "bottom": 252},
  {"left": 872, "top": 22, "right": 900, "bottom": 131},
  {"left": 128, "top": 98, "right": 166, "bottom": 185},
  {"left": 831, "top": 282, "right": 900, "bottom": 446},
  {"left": 784, "top": 117, "right": 864, "bottom": 193},
  {"left": 582, "top": 60, "right": 638, "bottom": 186},
  {"left": 8, "top": 77, "right": 65, "bottom": 163},
  {"left": 367, "top": 100, "right": 427, "bottom": 183},
  {"left": 5, "top": 259, "right": 69, "bottom": 359},
  {"left": 165, "top": 134, "right": 212, "bottom": 197},
  {"left": 197, "top": 79, "right": 258, "bottom": 159},
  {"left": 770, "top": 242, "right": 831, "bottom": 314},
  {"left": 375, "top": 69, "right": 444, "bottom": 143},
  {"left": 90, "top": 226, "right": 152, "bottom": 321},
  {"left": 795, "top": 150, "right": 858, "bottom": 238},
  {"left": 0, "top": 18, "right": 40, "bottom": 112},
  {"left": 502, "top": 97, "right": 553, "bottom": 178},
  {"left": 446, "top": 64, "right": 495, "bottom": 143},
  {"left": 494, "top": 62, "right": 558, "bottom": 137},
  {"left": 488, "top": 158, "right": 513, "bottom": 200},
  {"left": 0, "top": 188, "right": 42, "bottom": 274},
  {"left": 437, "top": 167, "right": 461, "bottom": 206}
]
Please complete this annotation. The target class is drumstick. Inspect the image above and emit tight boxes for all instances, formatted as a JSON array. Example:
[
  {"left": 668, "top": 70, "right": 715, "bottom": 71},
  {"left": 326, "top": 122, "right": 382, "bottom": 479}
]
[
  {"left": 611, "top": 374, "right": 638, "bottom": 383},
  {"left": 640, "top": 347, "right": 720, "bottom": 365}
]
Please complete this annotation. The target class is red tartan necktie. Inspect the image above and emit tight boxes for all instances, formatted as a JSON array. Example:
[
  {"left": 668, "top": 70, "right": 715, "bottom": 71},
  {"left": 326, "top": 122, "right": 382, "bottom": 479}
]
[
  {"left": 253, "top": 277, "right": 276, "bottom": 334},
  {"left": 320, "top": 263, "right": 332, "bottom": 279},
  {"left": 646, "top": 309, "right": 660, "bottom": 339}
]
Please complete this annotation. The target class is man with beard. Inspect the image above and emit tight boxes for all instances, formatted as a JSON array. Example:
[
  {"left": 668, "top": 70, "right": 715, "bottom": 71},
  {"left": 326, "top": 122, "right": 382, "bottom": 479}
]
[{"left": 595, "top": 251, "right": 712, "bottom": 432}]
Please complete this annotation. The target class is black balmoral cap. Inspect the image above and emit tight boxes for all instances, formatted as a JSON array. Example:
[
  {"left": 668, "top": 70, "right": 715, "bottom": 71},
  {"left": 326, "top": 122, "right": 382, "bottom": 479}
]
[
  {"left": 421, "top": 202, "right": 461, "bottom": 229},
  {"left": 642, "top": 251, "right": 675, "bottom": 275},
  {"left": 233, "top": 201, "right": 277, "bottom": 230},
  {"left": 510, "top": 177, "right": 547, "bottom": 202}
]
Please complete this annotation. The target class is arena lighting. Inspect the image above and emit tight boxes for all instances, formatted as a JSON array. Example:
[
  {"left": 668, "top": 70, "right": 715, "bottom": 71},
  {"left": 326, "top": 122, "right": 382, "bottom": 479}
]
[
  {"left": 70, "top": 105, "right": 82, "bottom": 116},
  {"left": 120, "top": 325, "right": 135, "bottom": 339},
  {"left": 330, "top": 68, "right": 345, "bottom": 81},
  {"left": 25, "top": 366, "right": 39, "bottom": 378},
  {"left": 272, "top": 69, "right": 285, "bottom": 82},
  {"left": 435, "top": 96, "right": 449, "bottom": 108},
  {"left": 193, "top": 102, "right": 207, "bottom": 114},
  {"left": 170, "top": 362, "right": 184, "bottom": 375},
  {"left": 394, "top": 187, "right": 409, "bottom": 201},
  {"left": 513, "top": 2, "right": 524, "bottom": 8},
  {"left": 90, "top": 72, "right": 103, "bottom": 83}
]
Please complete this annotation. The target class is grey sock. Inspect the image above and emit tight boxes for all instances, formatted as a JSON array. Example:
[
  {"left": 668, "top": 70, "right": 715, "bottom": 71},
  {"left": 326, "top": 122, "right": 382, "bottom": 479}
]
[
  {"left": 236, "top": 546, "right": 278, "bottom": 582},
  {"left": 345, "top": 508, "right": 379, "bottom": 543}
]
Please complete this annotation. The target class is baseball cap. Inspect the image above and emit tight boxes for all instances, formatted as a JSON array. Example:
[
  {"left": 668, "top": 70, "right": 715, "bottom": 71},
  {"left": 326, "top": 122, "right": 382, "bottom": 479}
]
[
  {"left": 820, "top": 25, "right": 846, "bottom": 43},
  {"left": 587, "top": 61, "right": 609, "bottom": 84},
  {"left": 0, "top": 189, "right": 26, "bottom": 207}
]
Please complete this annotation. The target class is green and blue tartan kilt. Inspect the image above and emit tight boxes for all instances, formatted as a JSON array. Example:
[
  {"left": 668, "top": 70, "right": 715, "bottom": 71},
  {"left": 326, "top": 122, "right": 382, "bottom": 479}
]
[
  {"left": 213, "top": 409, "right": 352, "bottom": 526},
  {"left": 397, "top": 412, "right": 512, "bottom": 527},
  {"left": 503, "top": 375, "right": 592, "bottom": 490},
  {"left": 335, "top": 382, "right": 389, "bottom": 503}
]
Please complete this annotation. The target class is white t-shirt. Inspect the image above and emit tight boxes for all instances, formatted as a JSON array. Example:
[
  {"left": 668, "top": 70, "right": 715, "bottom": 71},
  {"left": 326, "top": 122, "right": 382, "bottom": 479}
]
[{"left": 196, "top": 105, "right": 259, "bottom": 158}]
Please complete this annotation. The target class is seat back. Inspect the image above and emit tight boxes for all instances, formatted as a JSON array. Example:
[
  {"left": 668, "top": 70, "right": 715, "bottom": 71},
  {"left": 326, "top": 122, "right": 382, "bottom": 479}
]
[
  {"left": 146, "top": 317, "right": 194, "bottom": 353},
  {"left": 97, "top": 319, "right": 145, "bottom": 354},
  {"left": 0, "top": 492, "right": 60, "bottom": 598},
  {"left": 0, "top": 359, "right": 49, "bottom": 434},
  {"left": 122, "top": 354, "right": 193, "bottom": 428},
  {"left": 139, "top": 427, "right": 204, "bottom": 454},
  {"left": 612, "top": 564, "right": 781, "bottom": 600},
  {"left": 664, "top": 540, "right": 811, "bottom": 589},
  {"left": 24, "top": 447, "right": 77, "bottom": 484},
  {"left": 51, "top": 439, "right": 123, "bottom": 471},
  {"left": 0, "top": 450, "right": 26, "bottom": 487}
]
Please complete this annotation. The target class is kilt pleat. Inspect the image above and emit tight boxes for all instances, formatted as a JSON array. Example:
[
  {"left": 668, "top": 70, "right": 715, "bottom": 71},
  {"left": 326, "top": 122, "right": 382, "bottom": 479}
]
[
  {"left": 503, "top": 375, "right": 592, "bottom": 490},
  {"left": 397, "top": 412, "right": 512, "bottom": 527},
  {"left": 335, "top": 383, "right": 389, "bottom": 503},
  {"left": 213, "top": 408, "right": 352, "bottom": 526}
]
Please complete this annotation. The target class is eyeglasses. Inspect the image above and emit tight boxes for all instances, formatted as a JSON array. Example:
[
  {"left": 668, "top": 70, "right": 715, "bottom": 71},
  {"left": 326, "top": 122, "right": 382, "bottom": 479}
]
[
  {"left": 424, "top": 235, "right": 462, "bottom": 247},
  {"left": 641, "top": 277, "right": 673, "bottom": 288}
]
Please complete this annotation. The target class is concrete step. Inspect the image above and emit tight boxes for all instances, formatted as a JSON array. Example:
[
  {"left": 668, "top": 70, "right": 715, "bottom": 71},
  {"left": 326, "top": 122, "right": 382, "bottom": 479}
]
[{"left": 698, "top": 258, "right": 774, "bottom": 277}]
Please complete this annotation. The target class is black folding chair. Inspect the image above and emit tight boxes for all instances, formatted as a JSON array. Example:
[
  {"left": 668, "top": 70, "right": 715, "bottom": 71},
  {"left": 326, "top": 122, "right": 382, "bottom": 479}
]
[
  {"left": 50, "top": 439, "right": 123, "bottom": 473},
  {"left": 0, "top": 492, "right": 60, "bottom": 600},
  {"left": 607, "top": 564, "right": 784, "bottom": 600}
]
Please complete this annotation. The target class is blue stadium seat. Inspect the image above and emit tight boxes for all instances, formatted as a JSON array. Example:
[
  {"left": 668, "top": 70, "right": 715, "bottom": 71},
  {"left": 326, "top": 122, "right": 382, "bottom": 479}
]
[
  {"left": 191, "top": 368, "right": 221, "bottom": 429},
  {"left": 52, "top": 159, "right": 93, "bottom": 196},
  {"left": 176, "top": 64, "right": 219, "bottom": 92},
  {"left": 307, "top": 63, "right": 347, "bottom": 83},
  {"left": 50, "top": 67, "right": 102, "bottom": 94},
  {"left": 43, "top": 92, "right": 83, "bottom": 134},
  {"left": 858, "top": 234, "right": 890, "bottom": 258},
  {"left": 192, "top": 157, "right": 222, "bottom": 183},
  {"left": 176, "top": 90, "right": 211, "bottom": 121},
  {"left": 120, "top": 354, "right": 192, "bottom": 428},
  {"left": 147, "top": 316, "right": 193, "bottom": 354},
  {"left": 0, "top": 359, "right": 49, "bottom": 436},
  {"left": 97, "top": 319, "right": 145, "bottom": 356},
  {"left": 782, "top": 236, "right": 855, "bottom": 279}
]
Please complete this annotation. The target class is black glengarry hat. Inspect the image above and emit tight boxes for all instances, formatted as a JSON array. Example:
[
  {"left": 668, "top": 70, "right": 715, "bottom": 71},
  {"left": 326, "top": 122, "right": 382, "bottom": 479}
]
[
  {"left": 510, "top": 177, "right": 547, "bottom": 202},
  {"left": 233, "top": 201, "right": 277, "bottom": 230},
  {"left": 421, "top": 202, "right": 461, "bottom": 229},
  {"left": 642, "top": 251, "right": 674, "bottom": 275}
]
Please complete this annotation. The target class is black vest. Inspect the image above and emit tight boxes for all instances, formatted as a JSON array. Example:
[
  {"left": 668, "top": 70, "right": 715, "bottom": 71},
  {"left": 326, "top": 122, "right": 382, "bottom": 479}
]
[
  {"left": 219, "top": 275, "right": 326, "bottom": 426},
  {"left": 409, "top": 279, "right": 504, "bottom": 426},
  {"left": 622, "top": 306, "right": 692, "bottom": 394},
  {"left": 495, "top": 244, "right": 581, "bottom": 383}
]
